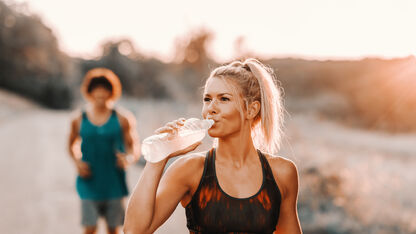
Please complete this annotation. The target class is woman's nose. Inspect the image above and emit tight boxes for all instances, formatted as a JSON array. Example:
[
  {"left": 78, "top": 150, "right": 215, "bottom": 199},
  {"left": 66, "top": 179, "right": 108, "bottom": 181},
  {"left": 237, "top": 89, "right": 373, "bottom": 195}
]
[{"left": 207, "top": 99, "right": 218, "bottom": 114}]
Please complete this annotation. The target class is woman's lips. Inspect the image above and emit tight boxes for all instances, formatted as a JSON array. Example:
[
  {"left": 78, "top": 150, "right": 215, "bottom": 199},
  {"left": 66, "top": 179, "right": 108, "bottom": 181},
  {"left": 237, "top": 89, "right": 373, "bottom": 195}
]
[{"left": 206, "top": 118, "right": 218, "bottom": 128}]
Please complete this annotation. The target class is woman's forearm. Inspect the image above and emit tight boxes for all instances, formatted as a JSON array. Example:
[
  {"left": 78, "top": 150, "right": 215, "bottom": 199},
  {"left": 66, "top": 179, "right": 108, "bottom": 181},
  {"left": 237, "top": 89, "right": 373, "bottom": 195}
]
[{"left": 124, "top": 159, "right": 167, "bottom": 234}]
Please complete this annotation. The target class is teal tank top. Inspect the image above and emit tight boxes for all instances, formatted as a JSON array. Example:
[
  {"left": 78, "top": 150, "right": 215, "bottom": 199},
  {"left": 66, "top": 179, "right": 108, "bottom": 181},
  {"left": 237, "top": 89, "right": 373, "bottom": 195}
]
[{"left": 76, "top": 109, "right": 128, "bottom": 200}]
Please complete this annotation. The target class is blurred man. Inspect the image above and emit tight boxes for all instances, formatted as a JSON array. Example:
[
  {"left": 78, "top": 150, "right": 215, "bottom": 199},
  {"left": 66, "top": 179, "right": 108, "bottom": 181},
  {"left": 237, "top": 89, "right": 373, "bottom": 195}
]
[{"left": 68, "top": 68, "right": 140, "bottom": 234}]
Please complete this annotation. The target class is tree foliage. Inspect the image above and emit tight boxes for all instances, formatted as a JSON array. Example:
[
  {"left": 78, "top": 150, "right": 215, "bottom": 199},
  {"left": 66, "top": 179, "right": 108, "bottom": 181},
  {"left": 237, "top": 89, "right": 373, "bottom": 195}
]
[{"left": 0, "top": 1, "right": 75, "bottom": 109}]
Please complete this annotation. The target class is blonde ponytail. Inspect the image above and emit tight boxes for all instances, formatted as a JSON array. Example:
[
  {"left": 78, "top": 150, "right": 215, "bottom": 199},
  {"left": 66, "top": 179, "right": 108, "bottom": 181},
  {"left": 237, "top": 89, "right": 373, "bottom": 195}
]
[
  {"left": 209, "top": 58, "right": 284, "bottom": 154},
  {"left": 245, "top": 59, "right": 283, "bottom": 154}
]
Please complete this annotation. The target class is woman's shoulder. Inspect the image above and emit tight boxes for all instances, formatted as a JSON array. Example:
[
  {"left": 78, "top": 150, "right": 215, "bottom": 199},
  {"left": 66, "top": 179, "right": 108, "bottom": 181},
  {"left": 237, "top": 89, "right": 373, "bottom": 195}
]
[
  {"left": 168, "top": 151, "right": 208, "bottom": 173},
  {"left": 165, "top": 151, "right": 208, "bottom": 185},
  {"left": 264, "top": 154, "right": 298, "bottom": 176},
  {"left": 263, "top": 153, "right": 299, "bottom": 197}
]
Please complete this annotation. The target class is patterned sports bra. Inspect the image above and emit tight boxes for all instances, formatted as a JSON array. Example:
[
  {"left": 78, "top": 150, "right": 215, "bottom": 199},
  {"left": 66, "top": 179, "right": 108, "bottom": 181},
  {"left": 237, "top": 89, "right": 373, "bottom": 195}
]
[{"left": 185, "top": 148, "right": 282, "bottom": 233}]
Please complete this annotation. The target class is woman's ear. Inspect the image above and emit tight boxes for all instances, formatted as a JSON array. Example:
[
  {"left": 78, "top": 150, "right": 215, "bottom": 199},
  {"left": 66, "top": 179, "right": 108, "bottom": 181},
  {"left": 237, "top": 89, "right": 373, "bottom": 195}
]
[{"left": 246, "top": 101, "right": 261, "bottom": 120}]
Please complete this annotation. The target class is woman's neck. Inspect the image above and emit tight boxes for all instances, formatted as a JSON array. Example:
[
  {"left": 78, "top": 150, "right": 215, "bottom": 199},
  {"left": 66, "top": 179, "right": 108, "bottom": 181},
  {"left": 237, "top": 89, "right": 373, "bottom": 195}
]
[{"left": 216, "top": 123, "right": 257, "bottom": 167}]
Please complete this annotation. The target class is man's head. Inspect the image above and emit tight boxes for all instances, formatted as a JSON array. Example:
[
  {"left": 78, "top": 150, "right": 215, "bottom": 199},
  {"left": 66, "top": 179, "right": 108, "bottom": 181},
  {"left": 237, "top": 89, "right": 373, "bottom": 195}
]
[{"left": 81, "top": 68, "right": 122, "bottom": 107}]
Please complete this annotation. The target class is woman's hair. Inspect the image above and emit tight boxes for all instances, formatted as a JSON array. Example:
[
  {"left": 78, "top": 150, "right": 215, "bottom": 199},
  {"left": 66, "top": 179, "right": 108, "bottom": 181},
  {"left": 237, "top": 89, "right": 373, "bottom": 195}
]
[
  {"left": 208, "top": 58, "right": 284, "bottom": 154},
  {"left": 81, "top": 68, "right": 122, "bottom": 102}
]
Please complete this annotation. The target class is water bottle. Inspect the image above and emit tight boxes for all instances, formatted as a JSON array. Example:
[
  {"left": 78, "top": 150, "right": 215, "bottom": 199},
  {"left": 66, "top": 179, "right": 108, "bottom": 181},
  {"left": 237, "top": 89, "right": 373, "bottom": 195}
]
[{"left": 141, "top": 118, "right": 215, "bottom": 163}]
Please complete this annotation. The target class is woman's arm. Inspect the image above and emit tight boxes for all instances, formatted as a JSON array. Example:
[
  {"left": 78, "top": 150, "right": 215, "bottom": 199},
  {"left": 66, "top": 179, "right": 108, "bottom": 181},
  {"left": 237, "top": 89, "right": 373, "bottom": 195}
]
[
  {"left": 271, "top": 158, "right": 302, "bottom": 234},
  {"left": 123, "top": 148, "right": 203, "bottom": 234}
]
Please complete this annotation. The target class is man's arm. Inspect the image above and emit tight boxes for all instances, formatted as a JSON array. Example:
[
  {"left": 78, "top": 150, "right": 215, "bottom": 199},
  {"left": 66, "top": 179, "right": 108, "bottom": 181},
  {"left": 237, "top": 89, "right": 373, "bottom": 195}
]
[
  {"left": 116, "top": 109, "right": 141, "bottom": 167},
  {"left": 68, "top": 112, "right": 91, "bottom": 178}
]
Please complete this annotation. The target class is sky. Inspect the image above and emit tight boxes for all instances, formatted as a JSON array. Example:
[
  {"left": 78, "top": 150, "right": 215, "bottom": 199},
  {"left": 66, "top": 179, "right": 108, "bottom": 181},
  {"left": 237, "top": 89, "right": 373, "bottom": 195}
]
[{"left": 9, "top": 0, "right": 416, "bottom": 62}]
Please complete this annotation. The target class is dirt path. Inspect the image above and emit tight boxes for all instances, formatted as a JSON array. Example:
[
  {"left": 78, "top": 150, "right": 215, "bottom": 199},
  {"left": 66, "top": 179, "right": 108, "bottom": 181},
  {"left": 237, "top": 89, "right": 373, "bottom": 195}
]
[{"left": 0, "top": 90, "right": 187, "bottom": 234}]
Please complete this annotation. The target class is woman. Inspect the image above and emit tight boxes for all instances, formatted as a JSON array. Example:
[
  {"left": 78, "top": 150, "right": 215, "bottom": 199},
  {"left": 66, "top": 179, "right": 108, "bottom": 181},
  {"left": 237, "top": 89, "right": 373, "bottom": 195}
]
[
  {"left": 68, "top": 68, "right": 141, "bottom": 234},
  {"left": 124, "top": 59, "right": 301, "bottom": 234}
]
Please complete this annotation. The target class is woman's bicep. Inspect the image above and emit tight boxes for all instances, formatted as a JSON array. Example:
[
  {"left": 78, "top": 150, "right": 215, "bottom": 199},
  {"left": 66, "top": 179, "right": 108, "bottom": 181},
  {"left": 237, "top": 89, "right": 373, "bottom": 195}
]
[
  {"left": 274, "top": 194, "right": 301, "bottom": 234},
  {"left": 274, "top": 159, "right": 302, "bottom": 234},
  {"left": 146, "top": 157, "right": 198, "bottom": 232}
]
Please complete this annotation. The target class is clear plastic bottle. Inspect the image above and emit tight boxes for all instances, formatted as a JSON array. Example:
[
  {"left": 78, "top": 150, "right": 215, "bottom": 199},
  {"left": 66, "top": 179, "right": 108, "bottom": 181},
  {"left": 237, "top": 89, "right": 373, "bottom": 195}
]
[{"left": 141, "top": 118, "right": 214, "bottom": 163}]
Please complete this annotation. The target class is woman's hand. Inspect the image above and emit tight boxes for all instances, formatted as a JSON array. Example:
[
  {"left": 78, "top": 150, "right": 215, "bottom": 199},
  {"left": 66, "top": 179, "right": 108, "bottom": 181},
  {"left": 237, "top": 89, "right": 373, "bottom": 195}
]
[
  {"left": 168, "top": 141, "right": 201, "bottom": 158},
  {"left": 154, "top": 118, "right": 185, "bottom": 139},
  {"left": 154, "top": 118, "right": 202, "bottom": 160},
  {"left": 75, "top": 159, "right": 91, "bottom": 178}
]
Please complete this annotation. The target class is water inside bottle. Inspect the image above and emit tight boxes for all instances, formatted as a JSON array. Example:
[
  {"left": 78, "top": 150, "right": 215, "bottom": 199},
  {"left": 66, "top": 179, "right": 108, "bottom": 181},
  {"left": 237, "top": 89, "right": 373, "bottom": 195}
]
[{"left": 142, "top": 118, "right": 214, "bottom": 163}]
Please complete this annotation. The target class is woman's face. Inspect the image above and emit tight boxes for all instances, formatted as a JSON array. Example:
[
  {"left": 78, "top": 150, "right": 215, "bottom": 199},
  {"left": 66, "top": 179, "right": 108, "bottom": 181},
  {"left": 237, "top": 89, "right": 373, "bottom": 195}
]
[
  {"left": 202, "top": 77, "right": 245, "bottom": 138},
  {"left": 90, "top": 86, "right": 112, "bottom": 107}
]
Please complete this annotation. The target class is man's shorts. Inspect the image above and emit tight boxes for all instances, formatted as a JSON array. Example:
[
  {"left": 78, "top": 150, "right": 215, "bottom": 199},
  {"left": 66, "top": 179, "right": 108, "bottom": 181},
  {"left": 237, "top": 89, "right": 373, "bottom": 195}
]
[{"left": 81, "top": 199, "right": 125, "bottom": 228}]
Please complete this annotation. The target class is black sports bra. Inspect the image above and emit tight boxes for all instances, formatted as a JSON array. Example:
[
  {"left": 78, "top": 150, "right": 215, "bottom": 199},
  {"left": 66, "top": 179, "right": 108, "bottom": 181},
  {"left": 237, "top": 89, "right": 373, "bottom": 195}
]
[{"left": 185, "top": 149, "right": 282, "bottom": 233}]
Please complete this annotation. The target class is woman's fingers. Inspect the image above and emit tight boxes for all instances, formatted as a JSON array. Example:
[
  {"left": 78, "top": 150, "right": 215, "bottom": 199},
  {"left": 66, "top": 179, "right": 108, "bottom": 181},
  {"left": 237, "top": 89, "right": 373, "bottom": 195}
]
[
  {"left": 155, "top": 118, "right": 186, "bottom": 134},
  {"left": 168, "top": 141, "right": 202, "bottom": 158},
  {"left": 177, "top": 118, "right": 186, "bottom": 125},
  {"left": 167, "top": 119, "right": 185, "bottom": 129},
  {"left": 155, "top": 126, "right": 174, "bottom": 134}
]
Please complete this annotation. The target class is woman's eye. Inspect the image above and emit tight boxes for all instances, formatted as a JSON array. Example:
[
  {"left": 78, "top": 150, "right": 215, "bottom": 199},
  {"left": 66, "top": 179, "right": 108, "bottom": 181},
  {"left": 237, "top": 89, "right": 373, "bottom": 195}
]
[
  {"left": 221, "top": 97, "right": 230, "bottom": 101},
  {"left": 203, "top": 97, "right": 211, "bottom": 102}
]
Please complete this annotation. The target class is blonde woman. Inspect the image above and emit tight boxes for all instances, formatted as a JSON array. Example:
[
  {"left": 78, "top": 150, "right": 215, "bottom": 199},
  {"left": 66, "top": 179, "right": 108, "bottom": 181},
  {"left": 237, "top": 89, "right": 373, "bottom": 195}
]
[{"left": 124, "top": 59, "right": 301, "bottom": 234}]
